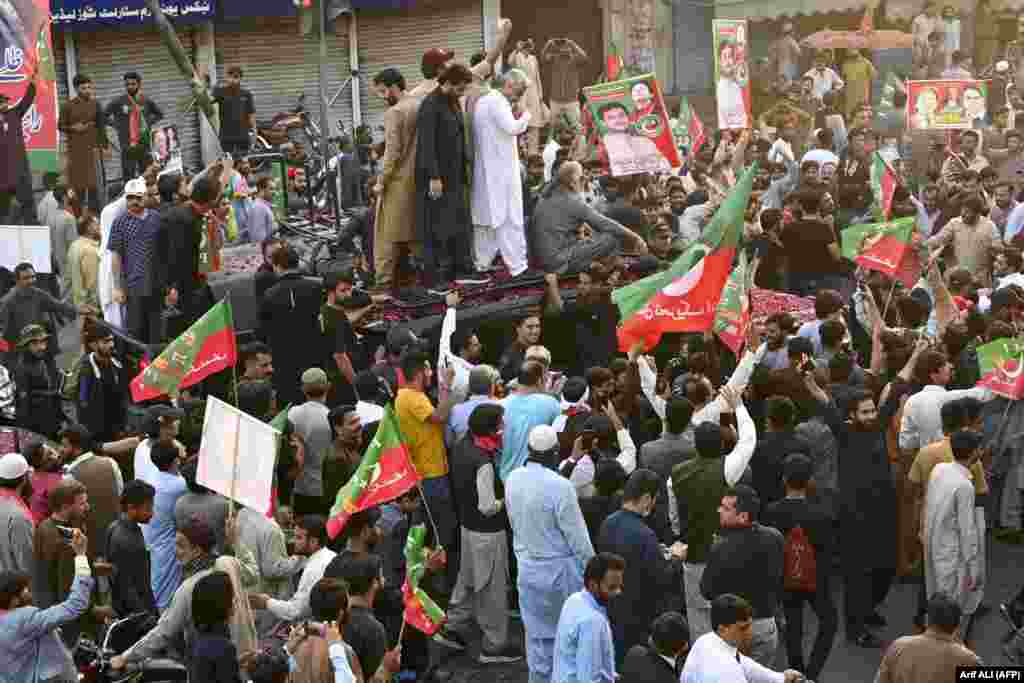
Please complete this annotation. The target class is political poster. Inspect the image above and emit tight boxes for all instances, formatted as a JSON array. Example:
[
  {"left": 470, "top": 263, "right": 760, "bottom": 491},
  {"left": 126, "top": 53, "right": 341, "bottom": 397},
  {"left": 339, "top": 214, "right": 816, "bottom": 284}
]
[
  {"left": 906, "top": 80, "right": 988, "bottom": 130},
  {"left": 197, "top": 395, "right": 279, "bottom": 514},
  {"left": 581, "top": 73, "right": 680, "bottom": 178},
  {"left": 0, "top": 225, "right": 50, "bottom": 273},
  {"left": 0, "top": 0, "right": 58, "bottom": 172},
  {"left": 152, "top": 124, "right": 183, "bottom": 175},
  {"left": 712, "top": 19, "right": 751, "bottom": 130}
]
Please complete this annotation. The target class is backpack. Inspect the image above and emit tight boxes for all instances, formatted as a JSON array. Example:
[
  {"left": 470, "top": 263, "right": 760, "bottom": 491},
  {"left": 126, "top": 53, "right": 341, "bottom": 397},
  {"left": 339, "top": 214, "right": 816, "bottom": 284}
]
[{"left": 783, "top": 525, "right": 817, "bottom": 593}]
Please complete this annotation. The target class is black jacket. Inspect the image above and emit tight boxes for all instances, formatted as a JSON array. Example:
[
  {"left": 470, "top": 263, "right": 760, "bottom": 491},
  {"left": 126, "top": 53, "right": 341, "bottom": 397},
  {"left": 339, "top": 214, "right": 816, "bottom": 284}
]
[
  {"left": 258, "top": 271, "right": 325, "bottom": 405},
  {"left": 598, "top": 509, "right": 682, "bottom": 654},
  {"left": 701, "top": 523, "right": 785, "bottom": 619},
  {"left": 77, "top": 353, "right": 129, "bottom": 443},
  {"left": 762, "top": 496, "right": 835, "bottom": 583},
  {"left": 155, "top": 204, "right": 202, "bottom": 303},
  {"left": 751, "top": 430, "right": 812, "bottom": 506},
  {"left": 620, "top": 645, "right": 679, "bottom": 683},
  {"left": 105, "top": 516, "right": 158, "bottom": 618},
  {"left": 0, "top": 83, "right": 34, "bottom": 190},
  {"left": 13, "top": 352, "right": 62, "bottom": 437},
  {"left": 104, "top": 94, "right": 164, "bottom": 148}
]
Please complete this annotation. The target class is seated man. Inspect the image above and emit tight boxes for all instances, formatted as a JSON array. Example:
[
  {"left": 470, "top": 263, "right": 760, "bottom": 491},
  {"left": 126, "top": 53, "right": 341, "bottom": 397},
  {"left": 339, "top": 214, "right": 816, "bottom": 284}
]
[{"left": 531, "top": 161, "right": 646, "bottom": 275}]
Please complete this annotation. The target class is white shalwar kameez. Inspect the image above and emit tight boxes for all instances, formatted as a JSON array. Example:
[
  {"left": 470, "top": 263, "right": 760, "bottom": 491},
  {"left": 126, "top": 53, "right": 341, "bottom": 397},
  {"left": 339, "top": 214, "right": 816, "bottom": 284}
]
[
  {"left": 924, "top": 461, "right": 982, "bottom": 617},
  {"left": 98, "top": 194, "right": 127, "bottom": 328},
  {"left": 471, "top": 91, "right": 530, "bottom": 276}
]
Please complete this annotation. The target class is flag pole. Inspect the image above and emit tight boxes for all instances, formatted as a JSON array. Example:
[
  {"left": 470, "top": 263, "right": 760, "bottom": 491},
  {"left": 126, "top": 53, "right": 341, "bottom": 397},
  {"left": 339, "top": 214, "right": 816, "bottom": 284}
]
[
  {"left": 416, "top": 482, "right": 442, "bottom": 550},
  {"left": 228, "top": 413, "right": 241, "bottom": 525},
  {"left": 398, "top": 615, "right": 407, "bottom": 643},
  {"left": 880, "top": 280, "right": 898, "bottom": 325}
]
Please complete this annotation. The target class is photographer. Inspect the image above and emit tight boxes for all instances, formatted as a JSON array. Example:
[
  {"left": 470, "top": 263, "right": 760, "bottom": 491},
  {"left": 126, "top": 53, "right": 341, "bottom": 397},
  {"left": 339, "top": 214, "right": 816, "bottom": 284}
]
[{"left": 0, "top": 527, "right": 95, "bottom": 683}]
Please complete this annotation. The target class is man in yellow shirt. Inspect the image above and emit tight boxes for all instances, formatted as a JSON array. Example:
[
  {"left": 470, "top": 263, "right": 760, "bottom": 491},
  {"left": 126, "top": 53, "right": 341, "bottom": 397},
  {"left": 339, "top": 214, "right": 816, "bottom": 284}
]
[
  {"left": 907, "top": 398, "right": 989, "bottom": 629},
  {"left": 395, "top": 349, "right": 458, "bottom": 588}
]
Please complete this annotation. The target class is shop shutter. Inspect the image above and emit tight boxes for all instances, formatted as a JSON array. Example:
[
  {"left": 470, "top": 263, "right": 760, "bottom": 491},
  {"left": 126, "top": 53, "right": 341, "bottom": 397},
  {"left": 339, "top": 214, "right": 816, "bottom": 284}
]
[
  {"left": 357, "top": 0, "right": 483, "bottom": 135},
  {"left": 214, "top": 17, "right": 353, "bottom": 146},
  {"left": 673, "top": 3, "right": 713, "bottom": 95},
  {"left": 73, "top": 26, "right": 201, "bottom": 184},
  {"left": 53, "top": 28, "right": 69, "bottom": 102}
]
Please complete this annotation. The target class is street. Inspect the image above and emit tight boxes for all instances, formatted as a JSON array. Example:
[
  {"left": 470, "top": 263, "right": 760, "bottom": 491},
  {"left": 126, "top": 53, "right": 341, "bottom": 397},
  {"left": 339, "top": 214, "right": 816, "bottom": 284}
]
[{"left": 432, "top": 538, "right": 1024, "bottom": 682}]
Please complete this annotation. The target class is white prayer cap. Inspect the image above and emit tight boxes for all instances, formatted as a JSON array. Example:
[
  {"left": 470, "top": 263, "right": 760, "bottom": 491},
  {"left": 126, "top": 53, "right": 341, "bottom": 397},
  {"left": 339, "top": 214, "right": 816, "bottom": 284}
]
[
  {"left": 0, "top": 453, "right": 29, "bottom": 480},
  {"left": 124, "top": 177, "right": 147, "bottom": 197},
  {"left": 528, "top": 425, "right": 559, "bottom": 454}
]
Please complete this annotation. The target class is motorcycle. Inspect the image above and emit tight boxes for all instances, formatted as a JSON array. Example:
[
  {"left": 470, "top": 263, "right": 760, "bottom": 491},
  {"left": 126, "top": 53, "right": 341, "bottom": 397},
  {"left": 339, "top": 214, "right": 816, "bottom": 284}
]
[
  {"left": 252, "top": 93, "right": 321, "bottom": 163},
  {"left": 75, "top": 612, "right": 188, "bottom": 683}
]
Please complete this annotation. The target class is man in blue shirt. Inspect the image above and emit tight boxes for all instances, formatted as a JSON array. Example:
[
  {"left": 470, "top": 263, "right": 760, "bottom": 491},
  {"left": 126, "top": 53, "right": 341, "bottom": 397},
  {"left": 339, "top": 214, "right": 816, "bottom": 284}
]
[
  {"left": 446, "top": 365, "right": 499, "bottom": 448},
  {"left": 506, "top": 425, "right": 594, "bottom": 683},
  {"left": 552, "top": 553, "right": 624, "bottom": 683},
  {"left": 499, "top": 361, "right": 560, "bottom": 480}
]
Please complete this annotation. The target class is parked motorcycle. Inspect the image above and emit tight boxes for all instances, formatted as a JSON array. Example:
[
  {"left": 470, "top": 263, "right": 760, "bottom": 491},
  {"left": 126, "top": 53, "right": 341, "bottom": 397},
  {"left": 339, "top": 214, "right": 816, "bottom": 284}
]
[
  {"left": 75, "top": 612, "right": 188, "bottom": 683},
  {"left": 252, "top": 93, "right": 321, "bottom": 163}
]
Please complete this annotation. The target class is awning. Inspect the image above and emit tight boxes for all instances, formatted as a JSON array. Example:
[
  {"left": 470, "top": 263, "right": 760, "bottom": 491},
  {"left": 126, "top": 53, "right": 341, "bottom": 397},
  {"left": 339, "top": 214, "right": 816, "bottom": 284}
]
[
  {"left": 714, "top": 0, "right": 866, "bottom": 21},
  {"left": 50, "top": 0, "right": 215, "bottom": 26}
]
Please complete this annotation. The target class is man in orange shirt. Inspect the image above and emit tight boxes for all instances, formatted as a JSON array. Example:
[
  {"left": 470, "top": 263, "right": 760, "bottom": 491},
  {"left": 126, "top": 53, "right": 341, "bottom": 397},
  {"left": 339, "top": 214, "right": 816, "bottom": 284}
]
[{"left": 394, "top": 349, "right": 458, "bottom": 588}]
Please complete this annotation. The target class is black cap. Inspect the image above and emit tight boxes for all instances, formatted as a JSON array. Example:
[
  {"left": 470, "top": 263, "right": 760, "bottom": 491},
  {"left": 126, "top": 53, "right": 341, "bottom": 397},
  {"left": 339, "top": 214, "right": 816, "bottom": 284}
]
[
  {"left": 782, "top": 453, "right": 813, "bottom": 481},
  {"left": 149, "top": 404, "right": 186, "bottom": 421}
]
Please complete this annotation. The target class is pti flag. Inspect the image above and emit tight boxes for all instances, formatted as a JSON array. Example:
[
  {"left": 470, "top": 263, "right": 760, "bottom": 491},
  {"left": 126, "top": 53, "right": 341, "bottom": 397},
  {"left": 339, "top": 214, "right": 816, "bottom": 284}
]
[
  {"left": 673, "top": 96, "right": 706, "bottom": 157},
  {"left": 841, "top": 216, "right": 920, "bottom": 288},
  {"left": 713, "top": 252, "right": 752, "bottom": 354},
  {"left": 130, "top": 300, "right": 237, "bottom": 401},
  {"left": 0, "top": 1, "right": 58, "bottom": 172},
  {"left": 978, "top": 337, "right": 1024, "bottom": 400},
  {"left": 402, "top": 524, "right": 446, "bottom": 635},
  {"left": 326, "top": 406, "right": 420, "bottom": 539},
  {"left": 613, "top": 163, "right": 756, "bottom": 351},
  {"left": 870, "top": 152, "right": 898, "bottom": 220}
]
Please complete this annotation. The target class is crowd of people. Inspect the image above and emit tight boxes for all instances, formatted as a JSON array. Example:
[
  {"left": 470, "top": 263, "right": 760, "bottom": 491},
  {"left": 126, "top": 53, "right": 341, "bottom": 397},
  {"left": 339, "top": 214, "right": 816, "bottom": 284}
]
[{"left": 3, "top": 5, "right": 1024, "bottom": 683}]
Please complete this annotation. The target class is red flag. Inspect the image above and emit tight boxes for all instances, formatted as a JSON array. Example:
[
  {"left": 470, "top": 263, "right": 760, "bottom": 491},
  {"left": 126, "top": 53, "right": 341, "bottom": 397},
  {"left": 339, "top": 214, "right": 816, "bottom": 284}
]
[
  {"left": 613, "top": 165, "right": 756, "bottom": 351},
  {"left": 841, "top": 217, "right": 919, "bottom": 287},
  {"left": 0, "top": 339, "right": 9, "bottom": 353},
  {"left": 871, "top": 152, "right": 898, "bottom": 220},
  {"left": 326, "top": 406, "right": 420, "bottom": 539}
]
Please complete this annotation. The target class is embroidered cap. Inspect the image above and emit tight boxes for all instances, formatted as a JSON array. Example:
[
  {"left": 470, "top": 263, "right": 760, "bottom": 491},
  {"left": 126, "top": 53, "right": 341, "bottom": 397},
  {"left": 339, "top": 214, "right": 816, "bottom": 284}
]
[{"left": 0, "top": 453, "right": 30, "bottom": 480}]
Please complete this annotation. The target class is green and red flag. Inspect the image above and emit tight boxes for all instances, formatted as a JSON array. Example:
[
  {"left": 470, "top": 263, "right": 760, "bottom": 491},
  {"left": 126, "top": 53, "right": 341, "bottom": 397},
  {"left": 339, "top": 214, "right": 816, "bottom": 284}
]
[
  {"left": 613, "top": 163, "right": 757, "bottom": 351},
  {"left": 606, "top": 42, "right": 624, "bottom": 81},
  {"left": 265, "top": 405, "right": 292, "bottom": 520},
  {"left": 870, "top": 152, "right": 898, "bottom": 220},
  {"left": 130, "top": 300, "right": 237, "bottom": 402},
  {"left": 676, "top": 96, "right": 707, "bottom": 156},
  {"left": 713, "top": 251, "right": 752, "bottom": 354},
  {"left": 978, "top": 336, "right": 1024, "bottom": 400},
  {"left": 326, "top": 406, "right": 420, "bottom": 539},
  {"left": 841, "top": 216, "right": 920, "bottom": 287},
  {"left": 402, "top": 524, "right": 446, "bottom": 634}
]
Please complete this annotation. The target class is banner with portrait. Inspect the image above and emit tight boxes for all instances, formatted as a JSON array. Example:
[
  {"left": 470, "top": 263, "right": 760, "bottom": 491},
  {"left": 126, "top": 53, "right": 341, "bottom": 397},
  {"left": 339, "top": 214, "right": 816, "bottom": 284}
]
[
  {"left": 581, "top": 73, "right": 681, "bottom": 178},
  {"left": 151, "top": 123, "right": 182, "bottom": 175},
  {"left": 712, "top": 19, "right": 751, "bottom": 131},
  {"left": 906, "top": 80, "right": 988, "bottom": 130},
  {"left": 0, "top": 0, "right": 59, "bottom": 172}
]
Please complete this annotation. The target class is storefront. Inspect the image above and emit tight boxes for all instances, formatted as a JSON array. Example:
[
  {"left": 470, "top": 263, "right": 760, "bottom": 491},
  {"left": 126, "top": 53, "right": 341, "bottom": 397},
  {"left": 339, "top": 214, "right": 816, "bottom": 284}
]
[
  {"left": 355, "top": 0, "right": 485, "bottom": 130},
  {"left": 53, "top": 0, "right": 214, "bottom": 182}
]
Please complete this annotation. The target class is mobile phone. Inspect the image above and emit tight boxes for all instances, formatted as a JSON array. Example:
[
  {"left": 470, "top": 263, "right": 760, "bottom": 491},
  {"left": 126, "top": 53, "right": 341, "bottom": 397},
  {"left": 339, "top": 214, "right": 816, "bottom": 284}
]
[{"left": 55, "top": 524, "right": 75, "bottom": 542}]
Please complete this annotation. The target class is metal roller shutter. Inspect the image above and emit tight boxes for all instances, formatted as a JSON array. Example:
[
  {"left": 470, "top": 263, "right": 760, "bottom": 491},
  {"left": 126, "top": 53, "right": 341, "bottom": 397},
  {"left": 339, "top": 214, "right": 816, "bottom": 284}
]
[
  {"left": 73, "top": 27, "right": 201, "bottom": 183},
  {"left": 214, "top": 18, "right": 353, "bottom": 144},
  {"left": 53, "top": 28, "right": 69, "bottom": 102},
  {"left": 357, "top": 0, "right": 483, "bottom": 134}
]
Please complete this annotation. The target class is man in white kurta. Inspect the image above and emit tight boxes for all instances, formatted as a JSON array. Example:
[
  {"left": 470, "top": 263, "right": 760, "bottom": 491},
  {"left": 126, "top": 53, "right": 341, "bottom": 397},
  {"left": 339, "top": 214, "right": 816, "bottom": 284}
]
[
  {"left": 923, "top": 431, "right": 982, "bottom": 625},
  {"left": 471, "top": 70, "right": 531, "bottom": 277},
  {"left": 98, "top": 191, "right": 127, "bottom": 327}
]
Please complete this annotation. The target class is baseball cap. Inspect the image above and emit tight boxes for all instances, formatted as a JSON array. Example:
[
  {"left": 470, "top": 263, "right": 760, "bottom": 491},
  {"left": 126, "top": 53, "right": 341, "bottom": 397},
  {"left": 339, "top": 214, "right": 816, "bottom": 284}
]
[
  {"left": 422, "top": 48, "right": 455, "bottom": 72},
  {"left": 124, "top": 177, "right": 147, "bottom": 197},
  {"left": 0, "top": 453, "right": 30, "bottom": 480},
  {"left": 301, "top": 367, "right": 329, "bottom": 385},
  {"left": 528, "top": 425, "right": 559, "bottom": 453}
]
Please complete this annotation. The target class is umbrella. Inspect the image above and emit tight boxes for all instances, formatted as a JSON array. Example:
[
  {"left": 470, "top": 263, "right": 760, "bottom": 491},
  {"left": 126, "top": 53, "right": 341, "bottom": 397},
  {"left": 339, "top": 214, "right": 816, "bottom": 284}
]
[{"left": 802, "top": 29, "right": 913, "bottom": 51}]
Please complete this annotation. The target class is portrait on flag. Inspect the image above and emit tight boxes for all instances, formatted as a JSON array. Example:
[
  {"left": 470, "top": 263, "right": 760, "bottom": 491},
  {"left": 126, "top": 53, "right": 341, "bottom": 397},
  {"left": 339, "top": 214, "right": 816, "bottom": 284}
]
[
  {"left": 906, "top": 80, "right": 988, "bottom": 130},
  {"left": 151, "top": 123, "right": 182, "bottom": 174},
  {"left": 713, "top": 19, "right": 751, "bottom": 130},
  {"left": 582, "top": 74, "right": 680, "bottom": 178}
]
